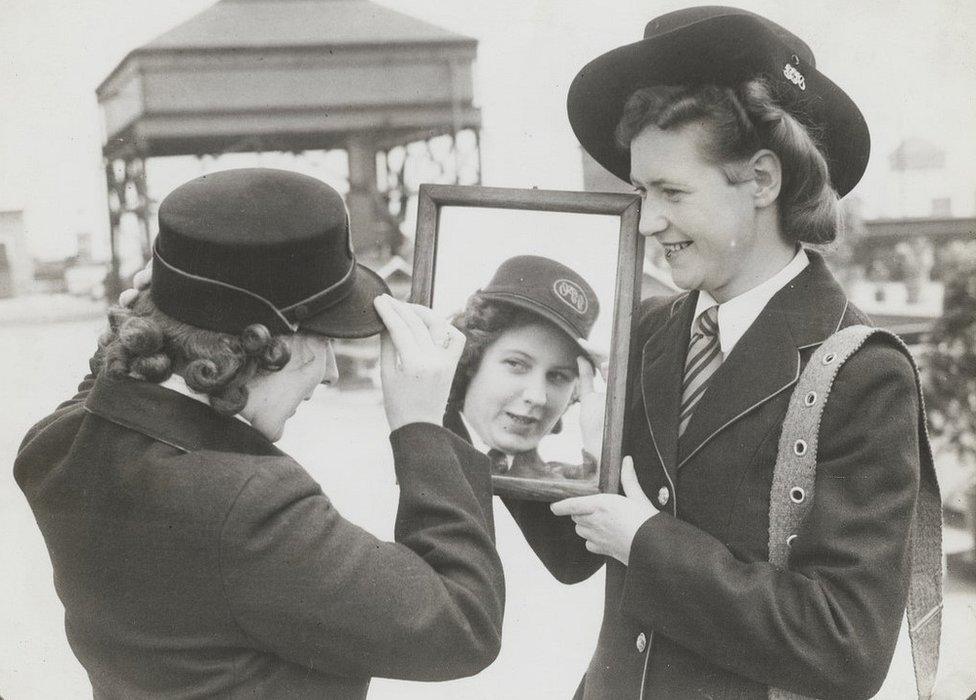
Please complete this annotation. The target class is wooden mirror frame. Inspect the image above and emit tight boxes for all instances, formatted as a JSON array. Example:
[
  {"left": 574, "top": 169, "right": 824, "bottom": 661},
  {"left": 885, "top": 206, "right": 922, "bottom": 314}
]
[{"left": 410, "top": 184, "right": 642, "bottom": 501}]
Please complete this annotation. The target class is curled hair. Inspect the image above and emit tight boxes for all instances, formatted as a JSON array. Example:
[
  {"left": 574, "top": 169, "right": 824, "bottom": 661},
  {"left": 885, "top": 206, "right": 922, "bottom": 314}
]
[
  {"left": 96, "top": 291, "right": 292, "bottom": 415},
  {"left": 615, "top": 80, "right": 839, "bottom": 244}
]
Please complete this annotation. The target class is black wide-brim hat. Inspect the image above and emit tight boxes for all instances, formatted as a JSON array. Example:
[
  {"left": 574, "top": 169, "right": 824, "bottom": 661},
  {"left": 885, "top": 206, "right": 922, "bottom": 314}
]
[
  {"left": 568, "top": 6, "right": 870, "bottom": 197},
  {"left": 478, "top": 255, "right": 600, "bottom": 363},
  {"left": 151, "top": 168, "right": 389, "bottom": 338}
]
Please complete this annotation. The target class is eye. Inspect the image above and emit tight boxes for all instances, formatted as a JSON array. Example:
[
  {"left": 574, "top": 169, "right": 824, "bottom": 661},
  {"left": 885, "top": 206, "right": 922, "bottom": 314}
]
[
  {"left": 548, "top": 370, "right": 575, "bottom": 385},
  {"left": 503, "top": 357, "right": 529, "bottom": 372},
  {"left": 662, "top": 188, "right": 684, "bottom": 202}
]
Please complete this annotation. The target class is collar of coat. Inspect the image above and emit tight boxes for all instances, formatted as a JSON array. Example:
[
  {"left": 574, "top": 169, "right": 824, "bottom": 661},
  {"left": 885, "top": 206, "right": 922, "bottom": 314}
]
[
  {"left": 84, "top": 373, "right": 283, "bottom": 457},
  {"left": 640, "top": 250, "right": 863, "bottom": 474}
]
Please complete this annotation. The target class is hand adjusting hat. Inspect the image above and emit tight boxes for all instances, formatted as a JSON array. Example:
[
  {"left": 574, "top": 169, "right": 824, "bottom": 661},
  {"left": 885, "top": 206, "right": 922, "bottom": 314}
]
[{"left": 151, "top": 168, "right": 390, "bottom": 338}]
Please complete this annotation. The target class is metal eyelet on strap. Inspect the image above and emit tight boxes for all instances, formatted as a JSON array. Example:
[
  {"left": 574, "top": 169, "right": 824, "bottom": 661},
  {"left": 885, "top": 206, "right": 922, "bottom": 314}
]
[
  {"left": 804, "top": 391, "right": 817, "bottom": 406},
  {"left": 786, "top": 534, "right": 797, "bottom": 547},
  {"left": 790, "top": 487, "right": 805, "bottom": 503},
  {"left": 793, "top": 439, "right": 807, "bottom": 456},
  {"left": 822, "top": 353, "right": 836, "bottom": 365}
]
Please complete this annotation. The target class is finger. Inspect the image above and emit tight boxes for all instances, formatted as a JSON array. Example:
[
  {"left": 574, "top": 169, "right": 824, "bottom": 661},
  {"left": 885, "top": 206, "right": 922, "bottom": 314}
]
[
  {"left": 118, "top": 288, "right": 138, "bottom": 307},
  {"left": 599, "top": 360, "right": 609, "bottom": 383},
  {"left": 551, "top": 495, "right": 601, "bottom": 516},
  {"left": 576, "top": 337, "right": 609, "bottom": 365},
  {"left": 132, "top": 265, "right": 152, "bottom": 290},
  {"left": 620, "top": 456, "right": 651, "bottom": 504},
  {"left": 577, "top": 357, "right": 595, "bottom": 396},
  {"left": 374, "top": 296, "right": 419, "bottom": 360},
  {"left": 390, "top": 300, "right": 433, "bottom": 347},
  {"left": 379, "top": 330, "right": 399, "bottom": 374},
  {"left": 408, "top": 304, "right": 458, "bottom": 350}
]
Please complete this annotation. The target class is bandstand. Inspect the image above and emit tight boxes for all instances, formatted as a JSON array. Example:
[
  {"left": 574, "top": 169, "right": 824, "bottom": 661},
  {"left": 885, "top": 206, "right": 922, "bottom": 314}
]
[{"left": 96, "top": 0, "right": 481, "bottom": 296}]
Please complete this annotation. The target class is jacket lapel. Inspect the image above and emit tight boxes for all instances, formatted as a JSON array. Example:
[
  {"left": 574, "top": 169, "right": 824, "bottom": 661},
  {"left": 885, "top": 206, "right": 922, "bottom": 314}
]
[
  {"left": 640, "top": 293, "right": 697, "bottom": 476},
  {"left": 674, "top": 251, "right": 849, "bottom": 469}
]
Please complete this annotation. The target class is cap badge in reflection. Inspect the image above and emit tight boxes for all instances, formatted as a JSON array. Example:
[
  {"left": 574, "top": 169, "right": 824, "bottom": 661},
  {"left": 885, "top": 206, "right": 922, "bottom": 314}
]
[
  {"left": 553, "top": 279, "right": 588, "bottom": 315},
  {"left": 783, "top": 62, "right": 806, "bottom": 90}
]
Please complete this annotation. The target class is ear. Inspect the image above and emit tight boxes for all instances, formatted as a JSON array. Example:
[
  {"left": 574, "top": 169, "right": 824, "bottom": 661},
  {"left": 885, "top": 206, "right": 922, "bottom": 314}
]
[
  {"left": 749, "top": 149, "right": 782, "bottom": 208},
  {"left": 290, "top": 333, "right": 316, "bottom": 367}
]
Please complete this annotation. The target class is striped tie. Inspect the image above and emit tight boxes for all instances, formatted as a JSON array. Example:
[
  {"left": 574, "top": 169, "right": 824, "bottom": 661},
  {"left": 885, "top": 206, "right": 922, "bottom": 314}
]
[{"left": 679, "top": 305, "right": 722, "bottom": 436}]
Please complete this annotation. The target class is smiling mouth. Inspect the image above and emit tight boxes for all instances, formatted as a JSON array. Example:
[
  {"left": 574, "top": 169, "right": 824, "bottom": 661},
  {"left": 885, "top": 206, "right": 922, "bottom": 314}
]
[
  {"left": 662, "top": 241, "right": 692, "bottom": 260},
  {"left": 504, "top": 412, "right": 541, "bottom": 433}
]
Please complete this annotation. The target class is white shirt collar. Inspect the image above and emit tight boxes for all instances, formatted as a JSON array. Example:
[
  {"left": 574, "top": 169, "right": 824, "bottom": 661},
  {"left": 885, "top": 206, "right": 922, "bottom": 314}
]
[
  {"left": 158, "top": 374, "right": 252, "bottom": 426},
  {"left": 693, "top": 248, "right": 809, "bottom": 356},
  {"left": 459, "top": 410, "right": 512, "bottom": 470}
]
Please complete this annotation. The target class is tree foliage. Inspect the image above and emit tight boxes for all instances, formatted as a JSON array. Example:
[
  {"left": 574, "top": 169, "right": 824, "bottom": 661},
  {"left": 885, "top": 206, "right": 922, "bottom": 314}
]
[{"left": 922, "top": 240, "right": 976, "bottom": 463}]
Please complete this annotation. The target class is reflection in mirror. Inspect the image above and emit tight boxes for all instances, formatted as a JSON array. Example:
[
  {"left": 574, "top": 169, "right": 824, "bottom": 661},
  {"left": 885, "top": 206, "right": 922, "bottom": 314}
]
[{"left": 433, "top": 207, "right": 620, "bottom": 488}]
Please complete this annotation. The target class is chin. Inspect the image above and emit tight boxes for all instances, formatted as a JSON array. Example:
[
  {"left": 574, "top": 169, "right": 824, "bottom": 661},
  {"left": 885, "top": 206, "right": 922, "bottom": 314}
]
[
  {"left": 492, "top": 433, "right": 541, "bottom": 455},
  {"left": 253, "top": 420, "right": 286, "bottom": 443}
]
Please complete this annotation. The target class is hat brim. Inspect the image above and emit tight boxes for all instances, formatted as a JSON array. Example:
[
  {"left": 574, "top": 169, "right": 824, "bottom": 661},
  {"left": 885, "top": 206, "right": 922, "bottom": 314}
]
[
  {"left": 479, "top": 292, "right": 599, "bottom": 366},
  {"left": 567, "top": 14, "right": 869, "bottom": 197},
  {"left": 300, "top": 263, "right": 390, "bottom": 339}
]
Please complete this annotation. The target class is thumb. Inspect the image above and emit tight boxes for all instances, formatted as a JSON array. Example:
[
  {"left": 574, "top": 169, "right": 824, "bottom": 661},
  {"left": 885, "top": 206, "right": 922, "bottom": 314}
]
[{"left": 620, "top": 456, "right": 650, "bottom": 504}]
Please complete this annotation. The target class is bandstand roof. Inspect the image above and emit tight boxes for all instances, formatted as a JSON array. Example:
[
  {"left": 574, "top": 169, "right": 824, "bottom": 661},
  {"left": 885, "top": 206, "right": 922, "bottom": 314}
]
[
  {"left": 97, "top": 0, "right": 480, "bottom": 159},
  {"left": 140, "top": 0, "right": 473, "bottom": 51}
]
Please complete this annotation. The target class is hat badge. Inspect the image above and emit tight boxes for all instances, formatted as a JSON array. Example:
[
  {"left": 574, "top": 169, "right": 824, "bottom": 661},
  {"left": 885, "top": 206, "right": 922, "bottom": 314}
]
[
  {"left": 552, "top": 279, "right": 588, "bottom": 315},
  {"left": 783, "top": 61, "right": 806, "bottom": 91}
]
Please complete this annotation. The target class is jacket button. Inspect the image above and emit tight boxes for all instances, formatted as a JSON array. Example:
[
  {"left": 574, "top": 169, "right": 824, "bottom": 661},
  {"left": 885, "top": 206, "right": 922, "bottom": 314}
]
[
  {"left": 657, "top": 486, "right": 670, "bottom": 506},
  {"left": 636, "top": 632, "right": 647, "bottom": 652}
]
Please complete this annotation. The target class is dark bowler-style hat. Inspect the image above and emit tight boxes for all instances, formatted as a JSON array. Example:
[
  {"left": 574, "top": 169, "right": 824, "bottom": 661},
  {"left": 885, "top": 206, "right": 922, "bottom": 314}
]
[
  {"left": 567, "top": 5, "right": 870, "bottom": 197},
  {"left": 478, "top": 255, "right": 599, "bottom": 354},
  {"left": 151, "top": 168, "right": 389, "bottom": 338}
]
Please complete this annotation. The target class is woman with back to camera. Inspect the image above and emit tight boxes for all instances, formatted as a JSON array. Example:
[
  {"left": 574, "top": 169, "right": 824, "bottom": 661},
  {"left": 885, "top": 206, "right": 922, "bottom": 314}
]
[
  {"left": 505, "top": 7, "right": 942, "bottom": 699},
  {"left": 14, "top": 168, "right": 504, "bottom": 698},
  {"left": 444, "top": 254, "right": 604, "bottom": 482}
]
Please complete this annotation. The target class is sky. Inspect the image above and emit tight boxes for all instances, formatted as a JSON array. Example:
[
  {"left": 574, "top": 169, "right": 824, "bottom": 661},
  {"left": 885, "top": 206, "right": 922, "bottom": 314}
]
[{"left": 1, "top": 0, "right": 974, "bottom": 262}]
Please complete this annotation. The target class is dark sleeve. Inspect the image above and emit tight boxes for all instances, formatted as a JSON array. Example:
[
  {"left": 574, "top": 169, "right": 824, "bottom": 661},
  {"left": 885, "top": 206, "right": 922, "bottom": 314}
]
[
  {"left": 218, "top": 422, "right": 504, "bottom": 682},
  {"left": 619, "top": 342, "right": 920, "bottom": 700},
  {"left": 502, "top": 498, "right": 604, "bottom": 584}
]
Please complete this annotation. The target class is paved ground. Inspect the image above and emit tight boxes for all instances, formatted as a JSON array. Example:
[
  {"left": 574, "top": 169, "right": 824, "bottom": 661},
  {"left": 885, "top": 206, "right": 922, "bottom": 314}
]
[{"left": 1, "top": 314, "right": 974, "bottom": 698}]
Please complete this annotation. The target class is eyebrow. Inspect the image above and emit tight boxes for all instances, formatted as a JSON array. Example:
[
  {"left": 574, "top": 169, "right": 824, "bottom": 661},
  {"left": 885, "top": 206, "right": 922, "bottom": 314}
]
[
  {"left": 499, "top": 348, "right": 577, "bottom": 373},
  {"left": 630, "top": 177, "right": 683, "bottom": 189}
]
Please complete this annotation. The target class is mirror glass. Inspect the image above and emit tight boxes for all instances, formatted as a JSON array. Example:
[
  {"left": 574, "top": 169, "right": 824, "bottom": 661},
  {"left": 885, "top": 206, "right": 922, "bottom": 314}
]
[{"left": 432, "top": 206, "right": 620, "bottom": 486}]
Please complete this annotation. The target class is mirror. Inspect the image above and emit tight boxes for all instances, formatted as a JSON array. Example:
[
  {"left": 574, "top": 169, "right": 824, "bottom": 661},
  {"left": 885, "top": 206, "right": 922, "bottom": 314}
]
[{"left": 411, "top": 185, "right": 642, "bottom": 501}]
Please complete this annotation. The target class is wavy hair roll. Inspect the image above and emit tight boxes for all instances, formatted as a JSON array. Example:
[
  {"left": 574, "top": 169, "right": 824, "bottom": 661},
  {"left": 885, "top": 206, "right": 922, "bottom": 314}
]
[{"left": 96, "top": 291, "right": 291, "bottom": 415}]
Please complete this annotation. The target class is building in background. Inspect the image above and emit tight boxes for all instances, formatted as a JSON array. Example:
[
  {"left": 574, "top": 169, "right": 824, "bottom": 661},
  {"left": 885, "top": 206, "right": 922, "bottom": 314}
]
[{"left": 0, "top": 209, "right": 34, "bottom": 298}]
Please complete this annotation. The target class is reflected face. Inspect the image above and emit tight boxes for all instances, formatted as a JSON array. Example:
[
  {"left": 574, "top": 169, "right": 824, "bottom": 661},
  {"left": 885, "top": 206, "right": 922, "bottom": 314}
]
[
  {"left": 462, "top": 323, "right": 579, "bottom": 454},
  {"left": 244, "top": 333, "right": 339, "bottom": 442},
  {"left": 631, "top": 123, "right": 761, "bottom": 302}
]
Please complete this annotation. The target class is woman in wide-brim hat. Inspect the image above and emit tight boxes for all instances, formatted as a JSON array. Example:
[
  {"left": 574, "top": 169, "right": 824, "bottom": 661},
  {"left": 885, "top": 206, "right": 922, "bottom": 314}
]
[
  {"left": 444, "top": 254, "right": 604, "bottom": 482},
  {"left": 508, "top": 7, "right": 940, "bottom": 699},
  {"left": 15, "top": 168, "right": 504, "bottom": 698}
]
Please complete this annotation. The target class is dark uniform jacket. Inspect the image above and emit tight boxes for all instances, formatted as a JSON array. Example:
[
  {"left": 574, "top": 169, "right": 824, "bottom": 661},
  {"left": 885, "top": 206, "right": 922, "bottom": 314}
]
[
  {"left": 504, "top": 253, "right": 922, "bottom": 700},
  {"left": 15, "top": 370, "right": 504, "bottom": 699}
]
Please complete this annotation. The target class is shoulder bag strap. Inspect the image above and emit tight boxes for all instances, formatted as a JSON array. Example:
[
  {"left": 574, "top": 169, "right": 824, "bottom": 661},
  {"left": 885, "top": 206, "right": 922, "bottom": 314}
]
[{"left": 768, "top": 325, "right": 943, "bottom": 699}]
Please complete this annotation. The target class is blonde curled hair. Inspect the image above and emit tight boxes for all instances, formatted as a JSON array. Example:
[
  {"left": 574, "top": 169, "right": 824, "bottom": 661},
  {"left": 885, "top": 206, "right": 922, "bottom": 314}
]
[
  {"left": 615, "top": 80, "right": 839, "bottom": 244},
  {"left": 96, "top": 291, "right": 291, "bottom": 415}
]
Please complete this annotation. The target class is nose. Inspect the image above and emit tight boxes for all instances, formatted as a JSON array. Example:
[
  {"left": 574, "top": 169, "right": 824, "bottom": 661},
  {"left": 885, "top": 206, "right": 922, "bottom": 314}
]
[
  {"left": 320, "top": 340, "right": 340, "bottom": 386},
  {"left": 520, "top": 372, "right": 548, "bottom": 407},
  {"left": 638, "top": 196, "right": 668, "bottom": 238}
]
